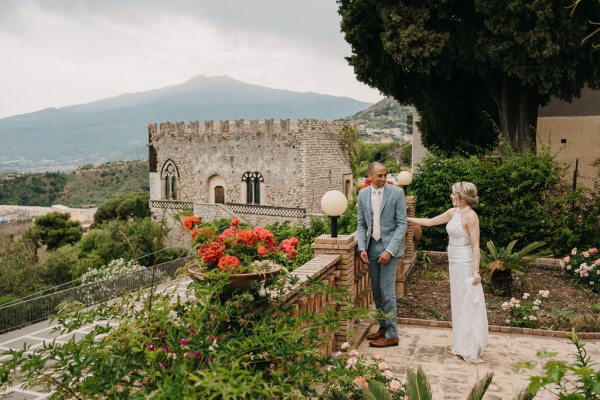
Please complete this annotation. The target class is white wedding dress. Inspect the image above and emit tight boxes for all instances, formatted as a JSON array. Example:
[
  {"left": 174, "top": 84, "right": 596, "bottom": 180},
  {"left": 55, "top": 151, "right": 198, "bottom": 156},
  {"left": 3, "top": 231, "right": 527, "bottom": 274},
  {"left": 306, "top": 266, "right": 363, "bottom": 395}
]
[{"left": 447, "top": 206, "right": 488, "bottom": 363}]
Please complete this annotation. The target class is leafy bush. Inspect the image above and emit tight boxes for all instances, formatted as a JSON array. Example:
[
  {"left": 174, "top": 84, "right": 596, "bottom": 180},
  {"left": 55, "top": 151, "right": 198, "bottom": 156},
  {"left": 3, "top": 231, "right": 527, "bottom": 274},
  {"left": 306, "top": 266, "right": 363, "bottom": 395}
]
[
  {"left": 322, "top": 344, "right": 405, "bottom": 399},
  {"left": 515, "top": 330, "right": 600, "bottom": 398},
  {"left": 501, "top": 290, "right": 550, "bottom": 329},
  {"left": 561, "top": 246, "right": 600, "bottom": 293},
  {"left": 0, "top": 274, "right": 362, "bottom": 398},
  {"left": 410, "top": 149, "right": 597, "bottom": 255}
]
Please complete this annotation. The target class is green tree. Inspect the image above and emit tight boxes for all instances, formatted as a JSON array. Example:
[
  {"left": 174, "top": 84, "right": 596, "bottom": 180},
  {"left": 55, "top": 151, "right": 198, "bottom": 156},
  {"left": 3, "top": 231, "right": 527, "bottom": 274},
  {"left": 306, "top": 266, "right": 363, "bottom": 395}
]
[
  {"left": 338, "top": 0, "right": 599, "bottom": 153},
  {"left": 0, "top": 235, "right": 41, "bottom": 299},
  {"left": 25, "top": 212, "right": 83, "bottom": 250},
  {"left": 44, "top": 244, "right": 80, "bottom": 285},
  {"left": 93, "top": 192, "right": 150, "bottom": 226}
]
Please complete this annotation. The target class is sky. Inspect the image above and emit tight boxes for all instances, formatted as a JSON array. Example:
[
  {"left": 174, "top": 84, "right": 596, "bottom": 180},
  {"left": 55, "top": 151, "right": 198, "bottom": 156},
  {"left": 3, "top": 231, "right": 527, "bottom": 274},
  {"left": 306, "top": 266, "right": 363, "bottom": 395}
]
[{"left": 0, "top": 0, "right": 384, "bottom": 119}]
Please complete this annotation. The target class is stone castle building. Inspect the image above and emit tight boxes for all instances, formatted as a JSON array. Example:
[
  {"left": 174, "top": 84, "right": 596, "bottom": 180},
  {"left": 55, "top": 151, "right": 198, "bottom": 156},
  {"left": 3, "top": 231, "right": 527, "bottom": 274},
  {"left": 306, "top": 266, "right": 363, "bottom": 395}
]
[{"left": 148, "top": 118, "right": 353, "bottom": 245}]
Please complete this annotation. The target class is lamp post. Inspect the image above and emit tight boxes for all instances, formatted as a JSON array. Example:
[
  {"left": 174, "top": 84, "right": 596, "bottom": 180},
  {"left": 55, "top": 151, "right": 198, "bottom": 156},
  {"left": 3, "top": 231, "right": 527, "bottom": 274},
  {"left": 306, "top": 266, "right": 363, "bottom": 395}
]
[
  {"left": 397, "top": 170, "right": 413, "bottom": 191},
  {"left": 321, "top": 190, "right": 348, "bottom": 238}
]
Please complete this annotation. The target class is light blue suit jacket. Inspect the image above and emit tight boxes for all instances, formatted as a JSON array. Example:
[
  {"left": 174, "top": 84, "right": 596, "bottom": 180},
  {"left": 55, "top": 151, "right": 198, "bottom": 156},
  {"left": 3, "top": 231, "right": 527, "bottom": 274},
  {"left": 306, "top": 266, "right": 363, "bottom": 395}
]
[{"left": 357, "top": 184, "right": 408, "bottom": 256}]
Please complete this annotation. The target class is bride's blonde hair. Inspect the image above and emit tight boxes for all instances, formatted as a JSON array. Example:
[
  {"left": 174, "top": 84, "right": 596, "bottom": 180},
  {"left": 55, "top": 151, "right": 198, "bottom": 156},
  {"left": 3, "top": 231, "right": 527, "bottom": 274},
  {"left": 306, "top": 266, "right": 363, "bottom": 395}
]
[{"left": 452, "top": 181, "right": 479, "bottom": 207}]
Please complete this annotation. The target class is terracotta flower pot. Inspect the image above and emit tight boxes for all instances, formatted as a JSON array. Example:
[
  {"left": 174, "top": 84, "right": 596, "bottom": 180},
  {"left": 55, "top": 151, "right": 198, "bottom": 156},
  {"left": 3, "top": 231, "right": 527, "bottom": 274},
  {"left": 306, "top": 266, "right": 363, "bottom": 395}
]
[{"left": 188, "top": 265, "right": 283, "bottom": 292}]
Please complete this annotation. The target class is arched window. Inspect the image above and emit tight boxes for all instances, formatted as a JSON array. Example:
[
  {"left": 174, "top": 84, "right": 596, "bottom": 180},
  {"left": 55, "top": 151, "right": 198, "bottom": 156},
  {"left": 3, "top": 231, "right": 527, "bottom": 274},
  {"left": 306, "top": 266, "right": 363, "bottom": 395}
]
[
  {"left": 161, "top": 160, "right": 179, "bottom": 200},
  {"left": 242, "top": 172, "right": 264, "bottom": 205}
]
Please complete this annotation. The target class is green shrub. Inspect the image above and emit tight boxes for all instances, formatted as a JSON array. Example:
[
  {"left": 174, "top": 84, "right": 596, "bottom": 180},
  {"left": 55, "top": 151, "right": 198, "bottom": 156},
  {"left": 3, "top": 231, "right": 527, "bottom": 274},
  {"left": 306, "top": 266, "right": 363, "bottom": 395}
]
[
  {"left": 515, "top": 329, "right": 600, "bottom": 398},
  {"left": 0, "top": 275, "right": 362, "bottom": 398},
  {"left": 410, "top": 149, "right": 597, "bottom": 255},
  {"left": 561, "top": 246, "right": 600, "bottom": 293}
]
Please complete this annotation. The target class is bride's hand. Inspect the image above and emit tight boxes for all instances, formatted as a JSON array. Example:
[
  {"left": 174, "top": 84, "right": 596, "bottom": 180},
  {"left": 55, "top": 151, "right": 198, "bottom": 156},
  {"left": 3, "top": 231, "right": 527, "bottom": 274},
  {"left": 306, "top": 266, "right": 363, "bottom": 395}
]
[{"left": 472, "top": 272, "right": 481, "bottom": 285}]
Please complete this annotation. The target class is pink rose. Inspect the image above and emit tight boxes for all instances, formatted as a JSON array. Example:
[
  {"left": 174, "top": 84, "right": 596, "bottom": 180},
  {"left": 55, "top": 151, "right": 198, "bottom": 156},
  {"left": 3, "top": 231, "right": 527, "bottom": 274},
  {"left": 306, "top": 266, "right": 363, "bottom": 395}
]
[{"left": 390, "top": 379, "right": 402, "bottom": 392}]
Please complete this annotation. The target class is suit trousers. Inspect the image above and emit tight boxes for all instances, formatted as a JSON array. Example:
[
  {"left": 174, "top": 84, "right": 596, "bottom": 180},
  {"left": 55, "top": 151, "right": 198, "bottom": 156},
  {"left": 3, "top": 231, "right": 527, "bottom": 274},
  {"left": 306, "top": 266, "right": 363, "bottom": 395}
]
[{"left": 368, "top": 238, "right": 399, "bottom": 339}]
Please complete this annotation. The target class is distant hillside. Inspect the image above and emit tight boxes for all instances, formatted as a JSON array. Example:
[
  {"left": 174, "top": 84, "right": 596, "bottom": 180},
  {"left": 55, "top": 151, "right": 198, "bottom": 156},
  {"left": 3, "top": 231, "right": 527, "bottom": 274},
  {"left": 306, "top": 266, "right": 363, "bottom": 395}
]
[
  {"left": 0, "top": 75, "right": 371, "bottom": 173},
  {"left": 343, "top": 97, "right": 416, "bottom": 142},
  {"left": 0, "top": 160, "right": 149, "bottom": 207}
]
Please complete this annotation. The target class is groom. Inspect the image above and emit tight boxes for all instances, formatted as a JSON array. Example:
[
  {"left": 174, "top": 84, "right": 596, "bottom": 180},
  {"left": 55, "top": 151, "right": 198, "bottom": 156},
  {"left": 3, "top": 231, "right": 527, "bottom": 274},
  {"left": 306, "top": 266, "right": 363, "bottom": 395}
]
[{"left": 358, "top": 162, "right": 407, "bottom": 347}]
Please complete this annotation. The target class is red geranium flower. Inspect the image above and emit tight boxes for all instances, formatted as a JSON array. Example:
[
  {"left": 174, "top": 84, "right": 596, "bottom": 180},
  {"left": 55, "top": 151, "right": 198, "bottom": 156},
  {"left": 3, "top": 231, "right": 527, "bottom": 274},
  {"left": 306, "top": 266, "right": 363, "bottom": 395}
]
[
  {"left": 191, "top": 227, "right": 204, "bottom": 241},
  {"left": 217, "top": 228, "right": 236, "bottom": 244},
  {"left": 255, "top": 226, "right": 275, "bottom": 247},
  {"left": 218, "top": 255, "right": 241, "bottom": 272},
  {"left": 198, "top": 242, "right": 223, "bottom": 264},
  {"left": 236, "top": 229, "right": 257, "bottom": 246},
  {"left": 183, "top": 216, "right": 201, "bottom": 231},
  {"left": 230, "top": 218, "right": 240, "bottom": 227},
  {"left": 257, "top": 245, "right": 268, "bottom": 257}
]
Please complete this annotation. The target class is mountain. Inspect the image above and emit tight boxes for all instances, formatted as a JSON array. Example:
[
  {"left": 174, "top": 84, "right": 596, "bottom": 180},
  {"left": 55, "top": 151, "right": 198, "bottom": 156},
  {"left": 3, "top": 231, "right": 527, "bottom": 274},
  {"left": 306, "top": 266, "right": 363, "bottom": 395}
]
[
  {"left": 343, "top": 97, "right": 416, "bottom": 142},
  {"left": 0, "top": 76, "right": 372, "bottom": 172}
]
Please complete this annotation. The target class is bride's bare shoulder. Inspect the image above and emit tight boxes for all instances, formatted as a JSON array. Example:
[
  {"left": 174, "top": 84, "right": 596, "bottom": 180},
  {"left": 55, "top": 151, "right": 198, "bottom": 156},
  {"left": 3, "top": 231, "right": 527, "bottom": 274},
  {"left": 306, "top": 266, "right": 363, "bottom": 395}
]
[{"left": 445, "top": 207, "right": 457, "bottom": 217}]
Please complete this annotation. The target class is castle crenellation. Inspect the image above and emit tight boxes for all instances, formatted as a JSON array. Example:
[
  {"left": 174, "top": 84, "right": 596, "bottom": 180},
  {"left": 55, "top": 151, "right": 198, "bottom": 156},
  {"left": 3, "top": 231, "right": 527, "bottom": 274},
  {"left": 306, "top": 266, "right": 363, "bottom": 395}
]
[{"left": 149, "top": 118, "right": 344, "bottom": 141}]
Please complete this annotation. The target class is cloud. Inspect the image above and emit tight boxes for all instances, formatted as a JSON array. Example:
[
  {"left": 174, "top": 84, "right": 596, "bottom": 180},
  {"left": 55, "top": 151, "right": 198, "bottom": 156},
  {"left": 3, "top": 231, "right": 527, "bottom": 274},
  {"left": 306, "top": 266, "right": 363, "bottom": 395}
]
[{"left": 0, "top": 0, "right": 382, "bottom": 118}]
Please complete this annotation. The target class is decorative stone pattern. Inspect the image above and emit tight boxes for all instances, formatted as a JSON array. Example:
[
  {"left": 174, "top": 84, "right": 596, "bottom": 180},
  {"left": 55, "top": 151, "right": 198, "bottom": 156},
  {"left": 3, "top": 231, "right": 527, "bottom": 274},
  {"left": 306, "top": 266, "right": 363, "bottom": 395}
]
[{"left": 148, "top": 118, "right": 353, "bottom": 244}]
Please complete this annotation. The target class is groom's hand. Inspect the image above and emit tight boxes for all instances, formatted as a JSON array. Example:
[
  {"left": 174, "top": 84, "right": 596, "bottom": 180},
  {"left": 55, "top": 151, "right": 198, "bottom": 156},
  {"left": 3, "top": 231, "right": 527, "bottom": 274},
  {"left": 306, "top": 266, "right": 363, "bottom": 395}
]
[
  {"left": 378, "top": 251, "right": 391, "bottom": 265},
  {"left": 360, "top": 250, "right": 369, "bottom": 264}
]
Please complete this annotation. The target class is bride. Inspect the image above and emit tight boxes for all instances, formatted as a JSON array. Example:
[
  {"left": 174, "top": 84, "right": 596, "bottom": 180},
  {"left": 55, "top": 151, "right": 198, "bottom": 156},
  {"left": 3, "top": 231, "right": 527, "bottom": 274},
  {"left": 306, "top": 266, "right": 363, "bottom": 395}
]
[{"left": 408, "top": 181, "right": 488, "bottom": 363}]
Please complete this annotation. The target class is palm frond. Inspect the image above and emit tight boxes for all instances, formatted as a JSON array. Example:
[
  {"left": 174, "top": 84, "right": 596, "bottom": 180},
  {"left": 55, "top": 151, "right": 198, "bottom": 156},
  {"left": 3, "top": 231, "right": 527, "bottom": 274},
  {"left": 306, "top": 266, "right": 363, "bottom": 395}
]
[
  {"left": 405, "top": 367, "right": 432, "bottom": 400},
  {"left": 515, "top": 241, "right": 547, "bottom": 259},
  {"left": 513, "top": 390, "right": 537, "bottom": 400},
  {"left": 505, "top": 240, "right": 518, "bottom": 255},
  {"left": 486, "top": 240, "right": 498, "bottom": 259},
  {"left": 466, "top": 372, "right": 493, "bottom": 400},
  {"left": 362, "top": 380, "right": 393, "bottom": 400},
  {"left": 329, "top": 389, "right": 351, "bottom": 400}
]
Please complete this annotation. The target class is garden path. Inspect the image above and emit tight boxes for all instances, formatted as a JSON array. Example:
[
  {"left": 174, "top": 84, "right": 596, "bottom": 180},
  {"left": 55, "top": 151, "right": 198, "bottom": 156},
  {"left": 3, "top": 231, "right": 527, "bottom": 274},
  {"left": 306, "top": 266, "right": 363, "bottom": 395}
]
[{"left": 359, "top": 323, "right": 600, "bottom": 399}]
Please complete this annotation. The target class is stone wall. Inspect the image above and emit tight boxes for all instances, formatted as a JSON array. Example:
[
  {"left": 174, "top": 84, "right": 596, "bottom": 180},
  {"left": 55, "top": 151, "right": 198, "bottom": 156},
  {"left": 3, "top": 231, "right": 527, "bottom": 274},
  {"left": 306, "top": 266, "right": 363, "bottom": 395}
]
[
  {"left": 149, "top": 119, "right": 304, "bottom": 207},
  {"left": 149, "top": 118, "right": 353, "bottom": 243},
  {"left": 297, "top": 119, "right": 353, "bottom": 213}
]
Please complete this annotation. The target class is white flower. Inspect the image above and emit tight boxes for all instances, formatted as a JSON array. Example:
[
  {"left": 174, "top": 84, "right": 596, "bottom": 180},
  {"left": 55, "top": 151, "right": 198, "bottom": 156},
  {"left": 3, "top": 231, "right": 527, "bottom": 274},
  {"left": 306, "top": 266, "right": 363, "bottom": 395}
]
[
  {"left": 528, "top": 316, "right": 537, "bottom": 321},
  {"left": 523, "top": 293, "right": 530, "bottom": 299},
  {"left": 538, "top": 290, "right": 550, "bottom": 298},
  {"left": 383, "top": 369, "right": 395, "bottom": 379},
  {"left": 567, "top": 265, "right": 572, "bottom": 270},
  {"left": 378, "top": 361, "right": 391, "bottom": 371},
  {"left": 506, "top": 319, "right": 511, "bottom": 324},
  {"left": 532, "top": 305, "right": 539, "bottom": 311},
  {"left": 348, "top": 349, "right": 359, "bottom": 357},
  {"left": 346, "top": 357, "right": 358, "bottom": 369},
  {"left": 341, "top": 342, "right": 350, "bottom": 350},
  {"left": 591, "top": 281, "right": 595, "bottom": 285},
  {"left": 501, "top": 302, "right": 510, "bottom": 310},
  {"left": 533, "top": 299, "right": 542, "bottom": 306},
  {"left": 372, "top": 354, "right": 383, "bottom": 361},
  {"left": 333, "top": 351, "right": 343, "bottom": 357}
]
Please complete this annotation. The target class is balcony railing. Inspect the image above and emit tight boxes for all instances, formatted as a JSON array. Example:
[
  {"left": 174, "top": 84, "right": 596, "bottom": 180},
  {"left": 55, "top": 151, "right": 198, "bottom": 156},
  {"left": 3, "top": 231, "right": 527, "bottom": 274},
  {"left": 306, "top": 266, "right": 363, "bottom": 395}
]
[{"left": 0, "top": 257, "right": 191, "bottom": 334}]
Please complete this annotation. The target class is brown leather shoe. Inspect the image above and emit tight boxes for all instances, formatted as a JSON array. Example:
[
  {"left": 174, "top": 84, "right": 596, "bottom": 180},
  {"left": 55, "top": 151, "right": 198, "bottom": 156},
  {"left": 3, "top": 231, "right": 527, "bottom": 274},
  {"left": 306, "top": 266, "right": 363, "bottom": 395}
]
[
  {"left": 369, "top": 337, "right": 399, "bottom": 347},
  {"left": 366, "top": 328, "right": 386, "bottom": 341}
]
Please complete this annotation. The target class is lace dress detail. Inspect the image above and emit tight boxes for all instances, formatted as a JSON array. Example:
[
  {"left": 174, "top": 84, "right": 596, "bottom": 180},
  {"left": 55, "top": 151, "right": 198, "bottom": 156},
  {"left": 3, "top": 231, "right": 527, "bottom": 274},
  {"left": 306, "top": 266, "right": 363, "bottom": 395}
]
[{"left": 446, "top": 206, "right": 488, "bottom": 363}]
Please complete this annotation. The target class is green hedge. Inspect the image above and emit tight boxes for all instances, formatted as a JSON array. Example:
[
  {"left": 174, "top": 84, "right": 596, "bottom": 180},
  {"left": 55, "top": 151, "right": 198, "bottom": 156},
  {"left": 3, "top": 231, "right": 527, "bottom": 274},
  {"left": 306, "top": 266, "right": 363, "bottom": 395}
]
[{"left": 409, "top": 150, "right": 599, "bottom": 255}]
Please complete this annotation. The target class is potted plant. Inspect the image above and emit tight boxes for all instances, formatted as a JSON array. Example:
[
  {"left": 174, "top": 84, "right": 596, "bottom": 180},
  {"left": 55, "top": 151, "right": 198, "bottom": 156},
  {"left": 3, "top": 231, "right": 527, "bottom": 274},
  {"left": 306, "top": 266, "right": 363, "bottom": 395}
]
[{"left": 183, "top": 216, "right": 298, "bottom": 293}]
